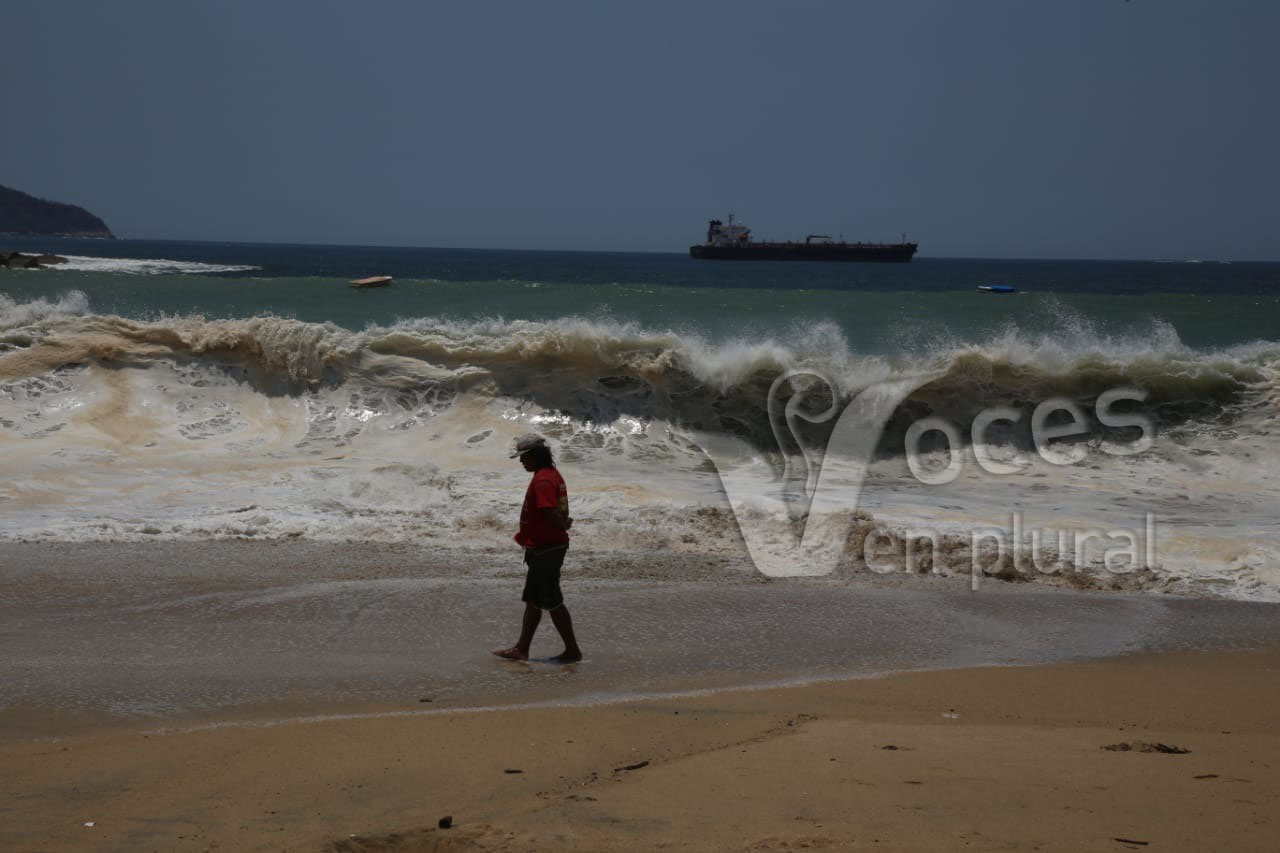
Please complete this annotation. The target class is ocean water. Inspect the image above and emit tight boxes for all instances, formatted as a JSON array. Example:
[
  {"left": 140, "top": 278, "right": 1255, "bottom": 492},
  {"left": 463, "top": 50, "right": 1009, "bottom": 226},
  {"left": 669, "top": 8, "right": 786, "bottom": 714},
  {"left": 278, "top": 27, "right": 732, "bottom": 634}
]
[{"left": 3, "top": 237, "right": 1280, "bottom": 600}]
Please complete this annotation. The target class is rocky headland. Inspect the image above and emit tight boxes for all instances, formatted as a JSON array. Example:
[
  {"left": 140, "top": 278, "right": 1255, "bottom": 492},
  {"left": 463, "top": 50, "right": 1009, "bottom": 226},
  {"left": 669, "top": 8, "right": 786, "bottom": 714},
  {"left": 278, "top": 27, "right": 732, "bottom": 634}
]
[{"left": 0, "top": 183, "right": 114, "bottom": 239}]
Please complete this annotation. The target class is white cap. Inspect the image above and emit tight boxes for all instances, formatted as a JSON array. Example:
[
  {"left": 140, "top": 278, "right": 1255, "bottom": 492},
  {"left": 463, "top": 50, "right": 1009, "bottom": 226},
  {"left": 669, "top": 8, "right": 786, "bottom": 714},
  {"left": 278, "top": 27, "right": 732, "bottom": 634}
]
[{"left": 509, "top": 432, "right": 548, "bottom": 458}]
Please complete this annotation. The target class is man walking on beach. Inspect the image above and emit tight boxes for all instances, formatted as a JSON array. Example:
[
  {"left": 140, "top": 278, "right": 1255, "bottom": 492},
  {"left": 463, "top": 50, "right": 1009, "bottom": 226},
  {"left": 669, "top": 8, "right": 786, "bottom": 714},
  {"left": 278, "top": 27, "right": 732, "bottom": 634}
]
[{"left": 492, "top": 433, "right": 583, "bottom": 663}]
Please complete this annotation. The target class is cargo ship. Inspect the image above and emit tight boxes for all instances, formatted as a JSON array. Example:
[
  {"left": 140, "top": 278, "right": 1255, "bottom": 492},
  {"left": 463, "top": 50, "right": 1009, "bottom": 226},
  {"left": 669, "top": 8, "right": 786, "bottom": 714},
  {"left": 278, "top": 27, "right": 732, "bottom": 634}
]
[{"left": 689, "top": 214, "right": 917, "bottom": 262}]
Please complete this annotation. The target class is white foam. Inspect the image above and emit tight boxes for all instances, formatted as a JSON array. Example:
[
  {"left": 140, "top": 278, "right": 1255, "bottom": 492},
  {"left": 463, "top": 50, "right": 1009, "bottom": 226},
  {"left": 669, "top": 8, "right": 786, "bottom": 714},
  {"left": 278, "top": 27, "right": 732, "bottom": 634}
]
[
  {"left": 53, "top": 255, "right": 260, "bottom": 275},
  {"left": 0, "top": 290, "right": 91, "bottom": 331}
]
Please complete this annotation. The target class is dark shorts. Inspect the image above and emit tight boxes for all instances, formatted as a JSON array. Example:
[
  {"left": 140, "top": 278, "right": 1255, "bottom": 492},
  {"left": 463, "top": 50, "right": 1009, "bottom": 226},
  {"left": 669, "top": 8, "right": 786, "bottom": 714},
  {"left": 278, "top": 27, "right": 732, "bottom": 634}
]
[{"left": 521, "top": 544, "right": 568, "bottom": 610}]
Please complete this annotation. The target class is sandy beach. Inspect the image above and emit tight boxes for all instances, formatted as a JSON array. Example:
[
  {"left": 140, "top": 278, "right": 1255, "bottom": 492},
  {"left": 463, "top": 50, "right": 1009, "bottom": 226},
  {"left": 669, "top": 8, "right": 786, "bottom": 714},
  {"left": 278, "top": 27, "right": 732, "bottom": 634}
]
[
  {"left": 3, "top": 647, "right": 1278, "bottom": 851},
  {"left": 2, "top": 542, "right": 1278, "bottom": 850}
]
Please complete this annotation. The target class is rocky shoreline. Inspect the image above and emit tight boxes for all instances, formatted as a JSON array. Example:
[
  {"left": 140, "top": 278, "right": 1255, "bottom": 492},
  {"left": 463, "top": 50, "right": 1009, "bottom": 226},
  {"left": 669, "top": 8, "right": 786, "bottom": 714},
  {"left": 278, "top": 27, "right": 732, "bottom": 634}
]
[{"left": 1, "top": 250, "right": 70, "bottom": 269}]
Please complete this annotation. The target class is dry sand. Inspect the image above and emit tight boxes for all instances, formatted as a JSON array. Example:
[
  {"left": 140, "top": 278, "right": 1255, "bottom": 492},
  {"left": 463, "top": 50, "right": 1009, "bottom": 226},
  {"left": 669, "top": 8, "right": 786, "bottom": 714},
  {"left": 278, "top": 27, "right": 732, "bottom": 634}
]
[{"left": 3, "top": 647, "right": 1278, "bottom": 851}]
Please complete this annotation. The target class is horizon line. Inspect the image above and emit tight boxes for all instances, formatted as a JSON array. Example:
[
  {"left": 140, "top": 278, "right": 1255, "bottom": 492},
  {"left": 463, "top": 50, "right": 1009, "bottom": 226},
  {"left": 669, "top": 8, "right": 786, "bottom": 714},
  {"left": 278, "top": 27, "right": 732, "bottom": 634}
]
[{"left": 4, "top": 233, "right": 1276, "bottom": 265}]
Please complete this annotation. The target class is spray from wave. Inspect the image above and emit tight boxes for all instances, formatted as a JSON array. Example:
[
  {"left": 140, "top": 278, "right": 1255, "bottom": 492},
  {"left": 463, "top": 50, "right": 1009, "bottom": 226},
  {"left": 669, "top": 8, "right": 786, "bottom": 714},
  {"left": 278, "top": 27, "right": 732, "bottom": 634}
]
[{"left": 0, "top": 290, "right": 92, "bottom": 335}]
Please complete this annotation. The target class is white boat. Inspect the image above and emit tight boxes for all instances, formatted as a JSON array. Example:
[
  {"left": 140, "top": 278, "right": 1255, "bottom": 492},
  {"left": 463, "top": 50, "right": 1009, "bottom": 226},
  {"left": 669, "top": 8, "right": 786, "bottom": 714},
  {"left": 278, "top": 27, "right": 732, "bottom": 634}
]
[{"left": 349, "top": 276, "right": 392, "bottom": 288}]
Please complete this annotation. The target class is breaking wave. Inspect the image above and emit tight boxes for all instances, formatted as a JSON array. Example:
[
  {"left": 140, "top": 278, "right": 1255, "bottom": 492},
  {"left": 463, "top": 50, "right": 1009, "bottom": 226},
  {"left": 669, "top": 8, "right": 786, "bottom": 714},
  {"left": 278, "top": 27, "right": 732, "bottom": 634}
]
[
  {"left": 52, "top": 256, "right": 261, "bottom": 275},
  {"left": 1, "top": 293, "right": 1275, "bottom": 441}
]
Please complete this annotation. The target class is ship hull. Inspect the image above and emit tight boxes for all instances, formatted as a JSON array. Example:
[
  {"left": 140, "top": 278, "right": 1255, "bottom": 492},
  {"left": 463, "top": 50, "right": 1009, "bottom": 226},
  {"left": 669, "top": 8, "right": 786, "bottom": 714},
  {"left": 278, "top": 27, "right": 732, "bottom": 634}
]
[{"left": 689, "top": 242, "right": 917, "bottom": 262}]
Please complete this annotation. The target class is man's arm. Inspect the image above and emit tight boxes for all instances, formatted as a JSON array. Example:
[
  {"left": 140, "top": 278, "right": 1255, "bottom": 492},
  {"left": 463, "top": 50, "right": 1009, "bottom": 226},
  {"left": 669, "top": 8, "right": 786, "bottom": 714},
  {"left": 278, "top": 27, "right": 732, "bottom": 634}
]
[{"left": 539, "top": 507, "right": 573, "bottom": 530}]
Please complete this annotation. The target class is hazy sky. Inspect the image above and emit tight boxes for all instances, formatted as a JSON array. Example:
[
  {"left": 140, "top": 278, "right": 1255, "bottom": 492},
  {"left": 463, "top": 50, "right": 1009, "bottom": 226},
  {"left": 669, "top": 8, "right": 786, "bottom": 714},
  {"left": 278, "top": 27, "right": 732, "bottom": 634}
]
[{"left": 5, "top": 1, "right": 1277, "bottom": 259}]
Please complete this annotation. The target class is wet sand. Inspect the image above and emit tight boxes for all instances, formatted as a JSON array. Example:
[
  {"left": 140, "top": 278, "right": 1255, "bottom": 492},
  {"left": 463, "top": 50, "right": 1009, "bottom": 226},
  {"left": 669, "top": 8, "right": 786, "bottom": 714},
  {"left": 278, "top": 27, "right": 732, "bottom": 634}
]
[
  {"left": 4, "top": 541, "right": 1280, "bottom": 718},
  {"left": 2, "top": 541, "right": 1279, "bottom": 849}
]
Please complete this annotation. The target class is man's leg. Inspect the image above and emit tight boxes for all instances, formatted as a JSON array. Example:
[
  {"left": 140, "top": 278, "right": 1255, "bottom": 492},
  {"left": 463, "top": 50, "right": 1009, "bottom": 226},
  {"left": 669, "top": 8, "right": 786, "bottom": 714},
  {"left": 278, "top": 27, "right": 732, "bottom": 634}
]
[
  {"left": 548, "top": 604, "right": 582, "bottom": 663},
  {"left": 516, "top": 603, "right": 542, "bottom": 654},
  {"left": 492, "top": 603, "right": 542, "bottom": 660}
]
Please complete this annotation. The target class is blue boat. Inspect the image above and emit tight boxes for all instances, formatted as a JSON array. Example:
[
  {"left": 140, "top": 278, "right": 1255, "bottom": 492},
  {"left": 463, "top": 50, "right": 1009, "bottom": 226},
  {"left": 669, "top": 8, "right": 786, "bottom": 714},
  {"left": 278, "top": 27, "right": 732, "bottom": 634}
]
[{"left": 976, "top": 284, "right": 1016, "bottom": 294}]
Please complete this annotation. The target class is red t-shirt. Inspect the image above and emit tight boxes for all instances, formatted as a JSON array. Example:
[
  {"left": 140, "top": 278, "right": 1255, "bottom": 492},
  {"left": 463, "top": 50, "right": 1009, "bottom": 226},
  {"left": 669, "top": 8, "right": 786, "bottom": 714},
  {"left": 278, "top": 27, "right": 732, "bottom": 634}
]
[{"left": 515, "top": 466, "right": 569, "bottom": 548}]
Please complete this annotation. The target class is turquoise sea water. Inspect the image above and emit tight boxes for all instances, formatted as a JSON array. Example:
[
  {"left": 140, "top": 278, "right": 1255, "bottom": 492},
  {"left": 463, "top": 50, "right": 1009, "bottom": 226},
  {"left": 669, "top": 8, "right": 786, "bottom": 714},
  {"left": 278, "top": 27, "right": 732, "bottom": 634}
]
[{"left": 3, "top": 237, "right": 1279, "bottom": 351}]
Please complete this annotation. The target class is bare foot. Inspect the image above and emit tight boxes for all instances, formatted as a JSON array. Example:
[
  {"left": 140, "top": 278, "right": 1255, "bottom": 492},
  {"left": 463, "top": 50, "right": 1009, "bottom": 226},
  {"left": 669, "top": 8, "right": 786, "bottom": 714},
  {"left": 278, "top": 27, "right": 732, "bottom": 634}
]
[
  {"left": 491, "top": 647, "right": 528, "bottom": 661},
  {"left": 552, "top": 650, "right": 583, "bottom": 664}
]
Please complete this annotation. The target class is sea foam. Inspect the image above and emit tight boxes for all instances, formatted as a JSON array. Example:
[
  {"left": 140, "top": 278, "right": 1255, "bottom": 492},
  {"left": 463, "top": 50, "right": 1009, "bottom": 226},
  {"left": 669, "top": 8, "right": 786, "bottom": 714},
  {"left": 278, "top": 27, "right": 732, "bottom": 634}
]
[{"left": 52, "top": 255, "right": 261, "bottom": 275}]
